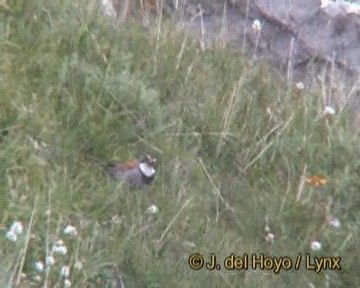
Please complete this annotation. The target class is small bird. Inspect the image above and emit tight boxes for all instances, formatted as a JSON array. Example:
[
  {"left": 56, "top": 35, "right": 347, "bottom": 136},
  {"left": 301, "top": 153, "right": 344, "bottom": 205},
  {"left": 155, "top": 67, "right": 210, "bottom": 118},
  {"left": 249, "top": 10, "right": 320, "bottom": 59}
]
[{"left": 105, "top": 155, "right": 157, "bottom": 187}]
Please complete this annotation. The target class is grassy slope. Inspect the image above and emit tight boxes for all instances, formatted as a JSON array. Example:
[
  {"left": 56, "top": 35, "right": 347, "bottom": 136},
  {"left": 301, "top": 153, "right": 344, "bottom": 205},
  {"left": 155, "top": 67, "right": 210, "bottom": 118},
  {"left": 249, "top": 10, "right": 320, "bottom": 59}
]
[{"left": 0, "top": 0, "right": 359, "bottom": 287}]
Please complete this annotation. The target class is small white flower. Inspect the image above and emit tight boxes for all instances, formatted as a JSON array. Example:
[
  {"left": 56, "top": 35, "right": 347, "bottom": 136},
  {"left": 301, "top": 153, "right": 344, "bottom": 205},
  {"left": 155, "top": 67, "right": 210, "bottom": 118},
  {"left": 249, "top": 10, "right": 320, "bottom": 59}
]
[
  {"left": 308, "top": 282, "right": 316, "bottom": 288},
  {"left": 45, "top": 255, "right": 55, "bottom": 266},
  {"left": 64, "top": 279, "right": 72, "bottom": 287},
  {"left": 6, "top": 230, "right": 18, "bottom": 242},
  {"left": 101, "top": 0, "right": 117, "bottom": 18},
  {"left": 74, "top": 260, "right": 83, "bottom": 270},
  {"left": 33, "top": 274, "right": 42, "bottom": 282},
  {"left": 52, "top": 244, "right": 68, "bottom": 255},
  {"left": 35, "top": 261, "right": 44, "bottom": 272},
  {"left": 295, "top": 82, "right": 305, "bottom": 90},
  {"left": 52, "top": 240, "right": 67, "bottom": 255},
  {"left": 252, "top": 19, "right": 261, "bottom": 31},
  {"left": 265, "top": 233, "right": 275, "bottom": 243},
  {"left": 327, "top": 216, "right": 341, "bottom": 228},
  {"left": 146, "top": 204, "right": 159, "bottom": 214},
  {"left": 182, "top": 241, "right": 196, "bottom": 249},
  {"left": 10, "top": 221, "right": 24, "bottom": 235},
  {"left": 112, "top": 214, "right": 121, "bottom": 224},
  {"left": 264, "top": 225, "right": 271, "bottom": 233},
  {"left": 346, "top": 3, "right": 360, "bottom": 14},
  {"left": 63, "top": 225, "right": 78, "bottom": 237},
  {"left": 54, "top": 239, "right": 64, "bottom": 247},
  {"left": 324, "top": 105, "right": 336, "bottom": 116},
  {"left": 60, "top": 265, "right": 70, "bottom": 278},
  {"left": 320, "top": 0, "right": 330, "bottom": 9},
  {"left": 310, "top": 240, "right": 322, "bottom": 251}
]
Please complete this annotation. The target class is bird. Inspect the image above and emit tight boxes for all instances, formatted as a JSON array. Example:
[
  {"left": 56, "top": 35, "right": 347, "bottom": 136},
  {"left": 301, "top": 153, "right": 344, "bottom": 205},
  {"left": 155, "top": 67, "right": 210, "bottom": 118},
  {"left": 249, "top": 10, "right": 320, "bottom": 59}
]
[{"left": 105, "top": 155, "right": 157, "bottom": 187}]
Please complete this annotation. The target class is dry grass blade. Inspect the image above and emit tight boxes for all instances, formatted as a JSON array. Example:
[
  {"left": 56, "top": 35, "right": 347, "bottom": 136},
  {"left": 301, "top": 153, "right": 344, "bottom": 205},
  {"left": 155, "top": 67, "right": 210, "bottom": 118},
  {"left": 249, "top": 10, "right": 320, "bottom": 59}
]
[
  {"left": 15, "top": 195, "right": 39, "bottom": 286},
  {"left": 296, "top": 164, "right": 307, "bottom": 202},
  {"left": 280, "top": 156, "right": 291, "bottom": 212},
  {"left": 156, "top": 197, "right": 192, "bottom": 249},
  {"left": 197, "top": 157, "right": 235, "bottom": 217}
]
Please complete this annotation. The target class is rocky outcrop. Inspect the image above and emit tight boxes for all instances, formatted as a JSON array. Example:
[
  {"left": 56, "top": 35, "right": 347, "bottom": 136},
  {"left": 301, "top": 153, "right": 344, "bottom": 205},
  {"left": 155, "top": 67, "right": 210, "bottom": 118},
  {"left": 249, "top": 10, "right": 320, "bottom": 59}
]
[
  {"left": 225, "top": 0, "right": 360, "bottom": 110},
  {"left": 177, "top": 0, "right": 360, "bottom": 112},
  {"left": 101, "top": 0, "right": 360, "bottom": 112}
]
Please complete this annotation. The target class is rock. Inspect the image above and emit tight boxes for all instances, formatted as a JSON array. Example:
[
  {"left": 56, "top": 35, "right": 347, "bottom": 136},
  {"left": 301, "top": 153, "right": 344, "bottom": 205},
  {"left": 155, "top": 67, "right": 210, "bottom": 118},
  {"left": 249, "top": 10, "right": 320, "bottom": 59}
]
[
  {"left": 100, "top": 0, "right": 360, "bottom": 113},
  {"left": 178, "top": 0, "right": 360, "bottom": 112}
]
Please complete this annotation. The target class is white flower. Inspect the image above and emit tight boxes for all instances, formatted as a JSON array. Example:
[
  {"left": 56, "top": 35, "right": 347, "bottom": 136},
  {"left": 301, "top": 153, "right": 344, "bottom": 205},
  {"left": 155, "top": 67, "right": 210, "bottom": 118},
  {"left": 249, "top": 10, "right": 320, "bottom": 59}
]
[
  {"left": 320, "top": 0, "right": 330, "bottom": 9},
  {"left": 146, "top": 204, "right": 159, "bottom": 214},
  {"left": 346, "top": 3, "right": 360, "bottom": 14},
  {"left": 35, "top": 261, "right": 44, "bottom": 272},
  {"left": 252, "top": 19, "right": 261, "bottom": 31},
  {"left": 60, "top": 265, "right": 70, "bottom": 278},
  {"left": 111, "top": 214, "right": 121, "bottom": 224},
  {"left": 324, "top": 105, "right": 336, "bottom": 116},
  {"left": 6, "top": 230, "right": 18, "bottom": 242},
  {"left": 182, "top": 241, "right": 196, "bottom": 249},
  {"left": 295, "top": 82, "right": 304, "bottom": 90},
  {"left": 10, "top": 221, "right": 24, "bottom": 235},
  {"left": 52, "top": 239, "right": 68, "bottom": 254},
  {"left": 265, "top": 233, "right": 275, "bottom": 243},
  {"left": 100, "top": 0, "right": 117, "bottom": 17},
  {"left": 33, "top": 274, "right": 42, "bottom": 282},
  {"left": 63, "top": 225, "right": 78, "bottom": 237},
  {"left": 74, "top": 260, "right": 83, "bottom": 270},
  {"left": 52, "top": 244, "right": 67, "bottom": 255},
  {"left": 327, "top": 216, "right": 341, "bottom": 228},
  {"left": 310, "top": 241, "right": 322, "bottom": 251},
  {"left": 64, "top": 279, "right": 72, "bottom": 287},
  {"left": 54, "top": 239, "right": 64, "bottom": 247},
  {"left": 45, "top": 255, "right": 55, "bottom": 266}
]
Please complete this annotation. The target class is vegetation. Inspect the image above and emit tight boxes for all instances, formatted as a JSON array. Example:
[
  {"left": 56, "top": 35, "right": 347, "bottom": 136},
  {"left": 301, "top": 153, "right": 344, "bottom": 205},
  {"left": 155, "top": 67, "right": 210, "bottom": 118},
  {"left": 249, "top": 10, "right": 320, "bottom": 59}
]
[{"left": 1, "top": 0, "right": 358, "bottom": 287}]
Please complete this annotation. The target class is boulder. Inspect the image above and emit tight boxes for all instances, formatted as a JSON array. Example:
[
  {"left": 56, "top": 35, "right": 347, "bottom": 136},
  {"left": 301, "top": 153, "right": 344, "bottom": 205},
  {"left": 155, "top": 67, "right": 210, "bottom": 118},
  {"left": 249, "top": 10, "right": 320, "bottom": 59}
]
[
  {"left": 100, "top": 0, "right": 360, "bottom": 113},
  {"left": 176, "top": 0, "right": 360, "bottom": 112},
  {"left": 226, "top": 0, "right": 360, "bottom": 110}
]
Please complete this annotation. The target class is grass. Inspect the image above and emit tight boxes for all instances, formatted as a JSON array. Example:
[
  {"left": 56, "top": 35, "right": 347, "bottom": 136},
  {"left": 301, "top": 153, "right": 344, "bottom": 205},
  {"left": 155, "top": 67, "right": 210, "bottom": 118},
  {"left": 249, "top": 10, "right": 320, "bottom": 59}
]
[{"left": 1, "top": 0, "right": 359, "bottom": 287}]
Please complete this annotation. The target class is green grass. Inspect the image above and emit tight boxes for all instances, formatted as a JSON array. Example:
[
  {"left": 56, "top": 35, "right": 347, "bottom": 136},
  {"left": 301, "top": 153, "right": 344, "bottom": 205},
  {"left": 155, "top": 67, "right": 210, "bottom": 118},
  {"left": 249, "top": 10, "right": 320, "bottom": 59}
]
[{"left": 1, "top": 0, "right": 359, "bottom": 287}]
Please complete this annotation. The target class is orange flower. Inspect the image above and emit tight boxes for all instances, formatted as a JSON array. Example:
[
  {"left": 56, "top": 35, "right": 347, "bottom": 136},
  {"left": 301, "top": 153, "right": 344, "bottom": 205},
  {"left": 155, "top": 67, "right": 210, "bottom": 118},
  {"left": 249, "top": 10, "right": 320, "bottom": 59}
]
[{"left": 305, "top": 175, "right": 327, "bottom": 186}]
